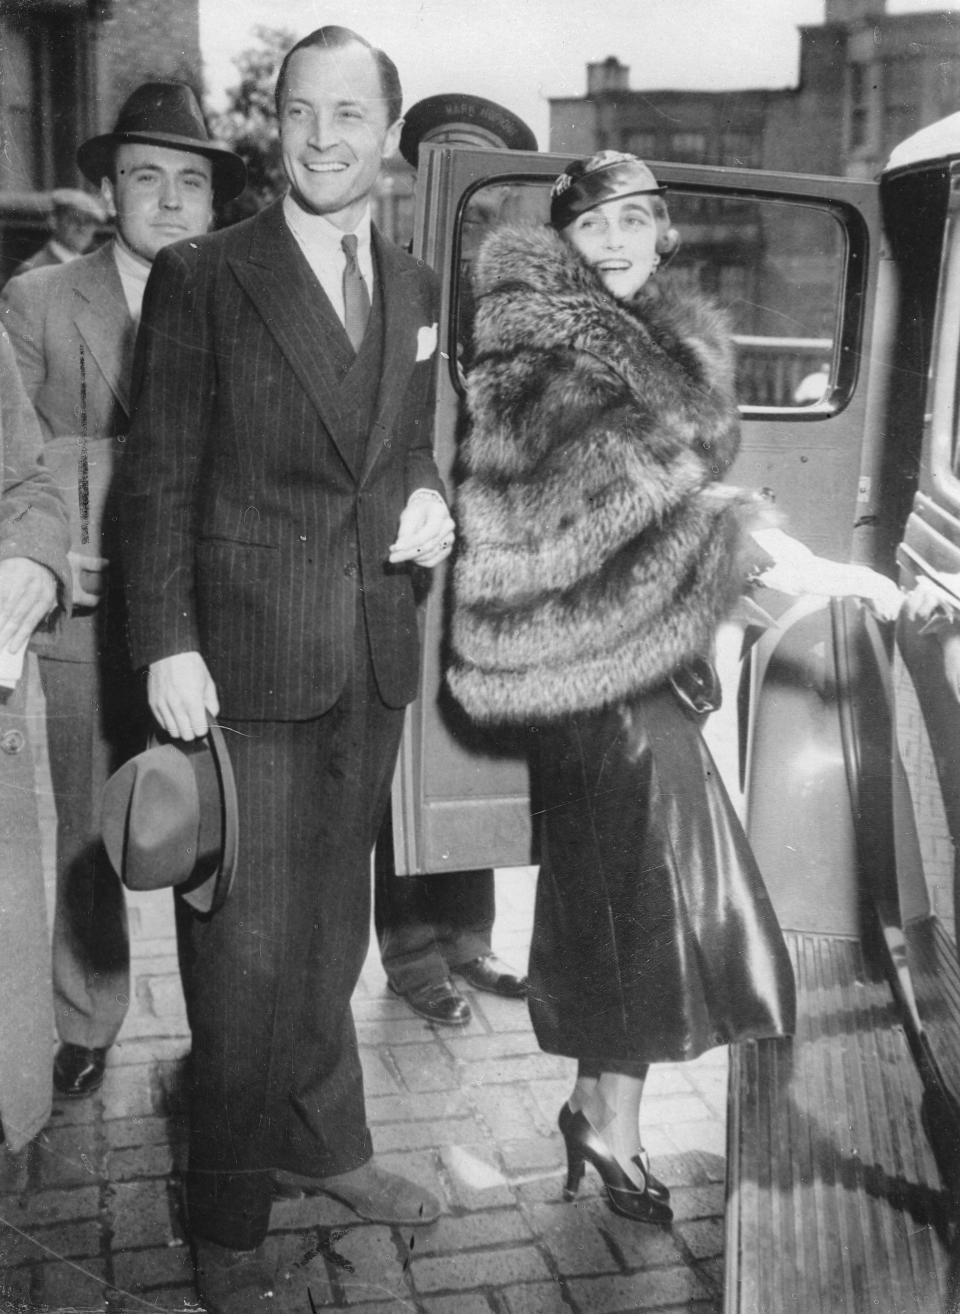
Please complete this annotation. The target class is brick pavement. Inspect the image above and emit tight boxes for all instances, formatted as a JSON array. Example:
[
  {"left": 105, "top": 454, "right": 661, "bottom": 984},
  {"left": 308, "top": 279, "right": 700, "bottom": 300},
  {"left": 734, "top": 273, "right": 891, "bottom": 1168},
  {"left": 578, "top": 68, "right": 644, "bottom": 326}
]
[
  {"left": 0, "top": 661, "right": 729, "bottom": 1314},
  {"left": 0, "top": 869, "right": 729, "bottom": 1314},
  {"left": 4, "top": 609, "right": 955, "bottom": 1313}
]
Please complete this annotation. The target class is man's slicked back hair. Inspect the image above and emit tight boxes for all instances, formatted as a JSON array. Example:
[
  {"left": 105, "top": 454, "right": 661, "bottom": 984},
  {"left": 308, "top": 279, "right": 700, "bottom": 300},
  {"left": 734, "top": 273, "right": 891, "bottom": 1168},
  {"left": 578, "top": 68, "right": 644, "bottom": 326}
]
[{"left": 274, "top": 26, "right": 403, "bottom": 125}]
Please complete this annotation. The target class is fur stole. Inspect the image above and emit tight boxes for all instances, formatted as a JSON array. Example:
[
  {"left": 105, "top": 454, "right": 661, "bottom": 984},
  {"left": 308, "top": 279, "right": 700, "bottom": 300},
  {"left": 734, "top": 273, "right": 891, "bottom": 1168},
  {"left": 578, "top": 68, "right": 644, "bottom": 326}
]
[{"left": 447, "top": 224, "right": 764, "bottom": 725}]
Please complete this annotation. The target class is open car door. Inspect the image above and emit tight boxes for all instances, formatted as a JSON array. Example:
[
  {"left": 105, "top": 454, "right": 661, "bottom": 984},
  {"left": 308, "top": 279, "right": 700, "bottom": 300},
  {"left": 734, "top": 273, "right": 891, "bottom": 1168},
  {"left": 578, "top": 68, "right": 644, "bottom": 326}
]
[
  {"left": 892, "top": 149, "right": 960, "bottom": 1154},
  {"left": 391, "top": 130, "right": 960, "bottom": 1312},
  {"left": 392, "top": 142, "right": 885, "bottom": 880}
]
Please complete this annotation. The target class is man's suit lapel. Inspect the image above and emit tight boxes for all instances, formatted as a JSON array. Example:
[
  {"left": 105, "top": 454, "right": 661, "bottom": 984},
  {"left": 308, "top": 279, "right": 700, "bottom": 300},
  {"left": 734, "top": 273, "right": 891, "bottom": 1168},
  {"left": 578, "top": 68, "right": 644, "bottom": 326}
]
[
  {"left": 72, "top": 245, "right": 136, "bottom": 421},
  {"left": 359, "top": 230, "right": 424, "bottom": 486},
  {"left": 228, "top": 202, "right": 360, "bottom": 473}
]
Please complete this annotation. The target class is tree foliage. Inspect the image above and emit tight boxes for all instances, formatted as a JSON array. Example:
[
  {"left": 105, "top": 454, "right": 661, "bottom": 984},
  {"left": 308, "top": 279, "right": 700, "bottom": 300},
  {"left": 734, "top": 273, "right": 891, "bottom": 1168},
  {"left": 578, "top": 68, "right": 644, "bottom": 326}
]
[{"left": 209, "top": 26, "right": 295, "bottom": 224}]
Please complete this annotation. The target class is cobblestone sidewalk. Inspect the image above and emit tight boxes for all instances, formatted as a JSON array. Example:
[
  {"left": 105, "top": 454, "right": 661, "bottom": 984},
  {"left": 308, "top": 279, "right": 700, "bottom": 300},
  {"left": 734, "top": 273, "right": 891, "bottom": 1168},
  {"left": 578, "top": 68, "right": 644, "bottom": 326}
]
[
  {"left": 0, "top": 869, "right": 728, "bottom": 1314},
  {"left": 0, "top": 660, "right": 728, "bottom": 1314}
]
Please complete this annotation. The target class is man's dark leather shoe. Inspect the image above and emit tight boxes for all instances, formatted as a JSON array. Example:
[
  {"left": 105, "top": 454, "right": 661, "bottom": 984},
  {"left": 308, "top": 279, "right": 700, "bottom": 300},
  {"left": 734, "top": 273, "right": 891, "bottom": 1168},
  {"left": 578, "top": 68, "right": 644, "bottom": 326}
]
[
  {"left": 273, "top": 1160, "right": 441, "bottom": 1225},
  {"left": 53, "top": 1043, "right": 107, "bottom": 1097},
  {"left": 389, "top": 978, "right": 471, "bottom": 1025},
  {"left": 193, "top": 1237, "right": 274, "bottom": 1314},
  {"left": 454, "top": 953, "right": 528, "bottom": 998}
]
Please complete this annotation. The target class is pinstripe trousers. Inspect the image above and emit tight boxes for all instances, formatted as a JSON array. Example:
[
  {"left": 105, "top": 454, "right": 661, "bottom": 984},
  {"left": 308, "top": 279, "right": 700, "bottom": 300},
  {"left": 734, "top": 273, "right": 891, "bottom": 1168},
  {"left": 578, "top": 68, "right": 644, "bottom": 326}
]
[{"left": 175, "top": 624, "right": 405, "bottom": 1250}]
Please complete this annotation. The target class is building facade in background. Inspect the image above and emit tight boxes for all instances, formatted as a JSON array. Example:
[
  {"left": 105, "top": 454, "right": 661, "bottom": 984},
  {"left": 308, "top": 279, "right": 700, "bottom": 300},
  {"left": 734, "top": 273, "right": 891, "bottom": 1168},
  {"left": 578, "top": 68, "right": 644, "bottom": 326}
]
[
  {"left": 3, "top": 2, "right": 958, "bottom": 284},
  {"left": 0, "top": 0, "right": 201, "bottom": 279},
  {"left": 549, "top": 0, "right": 960, "bottom": 179},
  {"left": 548, "top": 0, "right": 960, "bottom": 400}
]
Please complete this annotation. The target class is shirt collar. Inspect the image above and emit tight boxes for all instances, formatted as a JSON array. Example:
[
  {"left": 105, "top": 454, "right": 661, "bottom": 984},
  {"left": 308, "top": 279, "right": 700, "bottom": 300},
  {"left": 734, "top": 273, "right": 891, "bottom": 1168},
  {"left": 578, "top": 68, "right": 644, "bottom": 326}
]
[
  {"left": 282, "top": 193, "right": 372, "bottom": 259},
  {"left": 111, "top": 237, "right": 151, "bottom": 321},
  {"left": 112, "top": 234, "right": 152, "bottom": 280}
]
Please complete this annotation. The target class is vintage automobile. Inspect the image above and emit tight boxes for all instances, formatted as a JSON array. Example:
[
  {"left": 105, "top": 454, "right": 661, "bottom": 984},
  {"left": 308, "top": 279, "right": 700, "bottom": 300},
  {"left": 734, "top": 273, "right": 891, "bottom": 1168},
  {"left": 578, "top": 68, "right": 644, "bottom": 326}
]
[{"left": 390, "top": 110, "right": 960, "bottom": 1311}]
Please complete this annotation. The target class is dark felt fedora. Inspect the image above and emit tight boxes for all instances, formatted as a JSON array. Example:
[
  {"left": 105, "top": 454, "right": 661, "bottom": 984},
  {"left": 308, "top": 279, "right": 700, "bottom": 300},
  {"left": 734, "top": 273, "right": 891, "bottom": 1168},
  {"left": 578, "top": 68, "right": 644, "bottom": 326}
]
[
  {"left": 77, "top": 81, "right": 246, "bottom": 202},
  {"left": 399, "top": 93, "right": 538, "bottom": 168},
  {"left": 101, "top": 720, "right": 238, "bottom": 915}
]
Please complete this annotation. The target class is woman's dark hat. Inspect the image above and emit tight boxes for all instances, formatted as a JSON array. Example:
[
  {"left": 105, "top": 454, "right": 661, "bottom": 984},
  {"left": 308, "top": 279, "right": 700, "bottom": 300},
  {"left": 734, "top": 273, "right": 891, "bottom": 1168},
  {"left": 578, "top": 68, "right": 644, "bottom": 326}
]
[
  {"left": 400, "top": 93, "right": 537, "bottom": 168},
  {"left": 550, "top": 151, "right": 665, "bottom": 231},
  {"left": 77, "top": 81, "right": 246, "bottom": 202},
  {"left": 100, "top": 719, "right": 239, "bottom": 916}
]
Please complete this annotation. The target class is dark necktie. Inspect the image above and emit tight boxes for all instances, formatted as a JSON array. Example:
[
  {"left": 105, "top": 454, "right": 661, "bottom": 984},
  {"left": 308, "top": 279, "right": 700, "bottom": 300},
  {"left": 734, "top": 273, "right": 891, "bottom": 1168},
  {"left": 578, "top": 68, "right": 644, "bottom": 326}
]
[{"left": 341, "top": 233, "right": 370, "bottom": 351}]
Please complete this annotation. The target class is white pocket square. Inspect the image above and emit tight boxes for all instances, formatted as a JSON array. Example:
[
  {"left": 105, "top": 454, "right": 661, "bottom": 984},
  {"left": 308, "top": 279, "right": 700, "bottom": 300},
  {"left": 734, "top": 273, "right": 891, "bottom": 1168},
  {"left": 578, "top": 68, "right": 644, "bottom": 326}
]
[{"left": 416, "top": 323, "right": 438, "bottom": 362}]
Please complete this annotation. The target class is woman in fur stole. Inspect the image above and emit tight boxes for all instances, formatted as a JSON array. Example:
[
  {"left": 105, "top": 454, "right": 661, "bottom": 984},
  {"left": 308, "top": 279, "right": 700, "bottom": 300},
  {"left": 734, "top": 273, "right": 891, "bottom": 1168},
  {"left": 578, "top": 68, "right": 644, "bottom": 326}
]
[{"left": 447, "top": 152, "right": 901, "bottom": 1226}]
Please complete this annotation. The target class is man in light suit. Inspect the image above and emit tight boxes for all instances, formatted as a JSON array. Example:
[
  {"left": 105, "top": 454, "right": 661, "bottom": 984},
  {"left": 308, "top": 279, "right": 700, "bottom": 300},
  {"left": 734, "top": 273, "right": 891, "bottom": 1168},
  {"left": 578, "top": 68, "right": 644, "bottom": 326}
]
[
  {"left": 120, "top": 28, "right": 454, "bottom": 1310},
  {"left": 0, "top": 82, "right": 245, "bottom": 1100}
]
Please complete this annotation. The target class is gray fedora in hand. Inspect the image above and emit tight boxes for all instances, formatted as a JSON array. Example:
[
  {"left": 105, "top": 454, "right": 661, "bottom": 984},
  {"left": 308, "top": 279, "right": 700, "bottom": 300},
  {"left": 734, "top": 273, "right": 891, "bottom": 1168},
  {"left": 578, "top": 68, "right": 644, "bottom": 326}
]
[
  {"left": 77, "top": 80, "right": 246, "bottom": 203},
  {"left": 101, "top": 720, "right": 239, "bottom": 915}
]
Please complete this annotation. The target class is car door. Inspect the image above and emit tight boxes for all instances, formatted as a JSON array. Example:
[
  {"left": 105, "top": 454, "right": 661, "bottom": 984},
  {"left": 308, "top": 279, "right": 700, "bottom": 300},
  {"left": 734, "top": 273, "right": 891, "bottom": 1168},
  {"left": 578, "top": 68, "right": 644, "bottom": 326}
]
[
  {"left": 897, "top": 162, "right": 960, "bottom": 609},
  {"left": 392, "top": 143, "right": 885, "bottom": 876},
  {"left": 895, "top": 155, "right": 960, "bottom": 919}
]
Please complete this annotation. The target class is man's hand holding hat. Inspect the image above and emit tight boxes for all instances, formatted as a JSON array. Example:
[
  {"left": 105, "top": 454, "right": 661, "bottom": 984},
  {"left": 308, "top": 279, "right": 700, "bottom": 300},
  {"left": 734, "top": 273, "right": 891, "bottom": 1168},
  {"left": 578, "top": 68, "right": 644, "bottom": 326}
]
[{"left": 148, "top": 650, "right": 220, "bottom": 742}]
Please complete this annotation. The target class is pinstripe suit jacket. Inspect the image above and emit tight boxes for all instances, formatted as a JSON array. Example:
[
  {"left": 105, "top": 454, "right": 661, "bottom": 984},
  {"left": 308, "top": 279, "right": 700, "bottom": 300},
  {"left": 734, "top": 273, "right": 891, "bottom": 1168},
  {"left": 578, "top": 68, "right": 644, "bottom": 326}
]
[{"left": 120, "top": 199, "right": 444, "bottom": 720}]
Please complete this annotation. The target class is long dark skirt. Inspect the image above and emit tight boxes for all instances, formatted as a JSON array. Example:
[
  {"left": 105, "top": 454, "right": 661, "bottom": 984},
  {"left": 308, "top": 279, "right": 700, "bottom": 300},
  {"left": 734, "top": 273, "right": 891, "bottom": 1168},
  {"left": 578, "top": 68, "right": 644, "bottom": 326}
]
[{"left": 528, "top": 686, "right": 796, "bottom": 1069}]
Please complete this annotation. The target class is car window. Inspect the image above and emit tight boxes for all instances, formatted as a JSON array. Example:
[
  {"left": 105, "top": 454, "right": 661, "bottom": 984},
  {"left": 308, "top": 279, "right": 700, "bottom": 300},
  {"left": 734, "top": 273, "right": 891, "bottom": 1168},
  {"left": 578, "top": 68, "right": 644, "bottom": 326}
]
[{"left": 452, "top": 179, "right": 848, "bottom": 414}]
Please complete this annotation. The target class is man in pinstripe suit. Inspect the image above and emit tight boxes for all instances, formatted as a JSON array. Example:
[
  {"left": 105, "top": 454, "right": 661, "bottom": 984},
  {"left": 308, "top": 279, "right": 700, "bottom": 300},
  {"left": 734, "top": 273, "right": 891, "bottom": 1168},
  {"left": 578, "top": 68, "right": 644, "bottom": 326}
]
[{"left": 120, "top": 27, "right": 453, "bottom": 1309}]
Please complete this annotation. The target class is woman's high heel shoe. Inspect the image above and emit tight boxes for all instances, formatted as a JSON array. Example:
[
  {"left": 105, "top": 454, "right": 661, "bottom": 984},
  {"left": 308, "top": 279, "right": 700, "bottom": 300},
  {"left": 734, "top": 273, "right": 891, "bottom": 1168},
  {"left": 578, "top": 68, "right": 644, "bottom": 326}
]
[
  {"left": 558, "top": 1103, "right": 673, "bottom": 1225},
  {"left": 633, "top": 1148, "right": 670, "bottom": 1208},
  {"left": 558, "top": 1103, "right": 670, "bottom": 1205}
]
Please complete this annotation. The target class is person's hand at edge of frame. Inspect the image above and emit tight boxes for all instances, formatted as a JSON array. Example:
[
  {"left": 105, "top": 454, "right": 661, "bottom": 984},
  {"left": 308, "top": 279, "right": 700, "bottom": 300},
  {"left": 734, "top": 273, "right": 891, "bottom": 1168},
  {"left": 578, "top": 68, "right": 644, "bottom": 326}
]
[{"left": 0, "top": 556, "right": 59, "bottom": 653}]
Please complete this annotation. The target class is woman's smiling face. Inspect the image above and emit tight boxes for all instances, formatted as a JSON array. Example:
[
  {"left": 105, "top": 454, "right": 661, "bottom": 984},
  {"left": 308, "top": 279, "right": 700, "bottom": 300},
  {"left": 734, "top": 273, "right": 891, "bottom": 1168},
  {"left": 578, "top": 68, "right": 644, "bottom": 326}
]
[{"left": 564, "top": 194, "right": 659, "bottom": 301}]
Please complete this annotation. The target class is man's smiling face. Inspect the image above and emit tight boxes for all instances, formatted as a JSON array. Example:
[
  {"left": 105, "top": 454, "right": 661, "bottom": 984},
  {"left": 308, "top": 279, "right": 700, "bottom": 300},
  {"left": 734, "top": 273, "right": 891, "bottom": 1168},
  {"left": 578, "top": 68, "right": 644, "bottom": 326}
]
[{"left": 279, "top": 42, "right": 403, "bottom": 232}]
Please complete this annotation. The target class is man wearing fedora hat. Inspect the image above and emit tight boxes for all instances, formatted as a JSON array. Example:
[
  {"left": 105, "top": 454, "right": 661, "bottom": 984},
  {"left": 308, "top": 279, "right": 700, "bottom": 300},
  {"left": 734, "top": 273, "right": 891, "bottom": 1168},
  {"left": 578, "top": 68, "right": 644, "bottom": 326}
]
[
  {"left": 120, "top": 27, "right": 452, "bottom": 1309},
  {"left": 0, "top": 81, "right": 245, "bottom": 1102},
  {"left": 9, "top": 187, "right": 108, "bottom": 279}
]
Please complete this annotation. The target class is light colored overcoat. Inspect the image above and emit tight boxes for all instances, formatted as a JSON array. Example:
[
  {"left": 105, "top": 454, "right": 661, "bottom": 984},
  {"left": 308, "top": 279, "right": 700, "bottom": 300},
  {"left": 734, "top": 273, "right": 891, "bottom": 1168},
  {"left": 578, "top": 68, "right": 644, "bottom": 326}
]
[{"left": 0, "top": 327, "right": 70, "bottom": 1150}]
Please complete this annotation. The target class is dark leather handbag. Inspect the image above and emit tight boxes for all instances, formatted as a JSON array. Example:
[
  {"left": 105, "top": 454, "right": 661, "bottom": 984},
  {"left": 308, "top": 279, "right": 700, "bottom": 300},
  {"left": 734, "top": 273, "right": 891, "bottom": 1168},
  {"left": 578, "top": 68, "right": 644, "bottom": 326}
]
[{"left": 669, "top": 654, "right": 722, "bottom": 717}]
